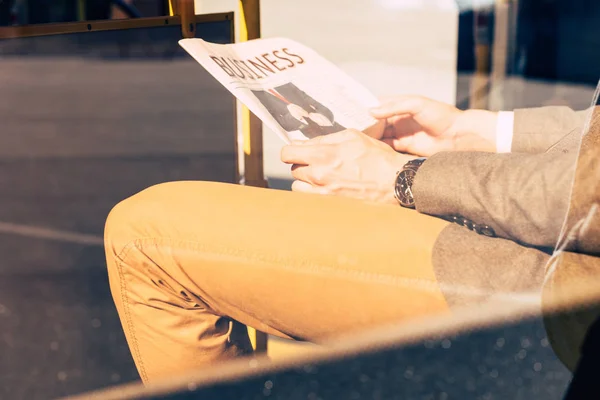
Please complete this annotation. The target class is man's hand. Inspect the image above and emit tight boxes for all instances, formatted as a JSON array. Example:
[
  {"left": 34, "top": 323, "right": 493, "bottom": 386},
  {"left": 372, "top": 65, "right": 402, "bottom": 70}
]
[
  {"left": 281, "top": 129, "right": 415, "bottom": 204},
  {"left": 369, "top": 95, "right": 498, "bottom": 156}
]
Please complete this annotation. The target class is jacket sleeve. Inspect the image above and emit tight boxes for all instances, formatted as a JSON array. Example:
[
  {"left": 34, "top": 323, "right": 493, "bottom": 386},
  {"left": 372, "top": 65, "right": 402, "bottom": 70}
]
[
  {"left": 412, "top": 149, "right": 577, "bottom": 250},
  {"left": 512, "top": 106, "right": 589, "bottom": 153}
]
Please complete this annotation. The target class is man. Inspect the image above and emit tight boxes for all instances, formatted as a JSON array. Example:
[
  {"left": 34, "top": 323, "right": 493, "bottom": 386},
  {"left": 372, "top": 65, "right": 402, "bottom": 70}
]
[
  {"left": 104, "top": 94, "right": 598, "bottom": 383},
  {"left": 252, "top": 83, "right": 345, "bottom": 139},
  {"left": 539, "top": 102, "right": 600, "bottom": 372}
]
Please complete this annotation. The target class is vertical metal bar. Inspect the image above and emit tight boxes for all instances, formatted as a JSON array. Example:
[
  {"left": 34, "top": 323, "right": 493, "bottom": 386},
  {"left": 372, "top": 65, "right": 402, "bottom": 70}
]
[
  {"left": 489, "top": 0, "right": 513, "bottom": 111},
  {"left": 176, "top": 0, "right": 195, "bottom": 38},
  {"left": 239, "top": 0, "right": 267, "bottom": 189},
  {"left": 229, "top": 14, "right": 242, "bottom": 185},
  {"left": 239, "top": 0, "right": 268, "bottom": 354},
  {"left": 470, "top": 1, "right": 492, "bottom": 109},
  {"left": 78, "top": 0, "right": 86, "bottom": 21}
]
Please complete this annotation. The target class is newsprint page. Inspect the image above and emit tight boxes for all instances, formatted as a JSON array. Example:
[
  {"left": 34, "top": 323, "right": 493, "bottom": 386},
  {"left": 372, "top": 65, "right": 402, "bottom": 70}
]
[{"left": 179, "top": 37, "right": 384, "bottom": 143}]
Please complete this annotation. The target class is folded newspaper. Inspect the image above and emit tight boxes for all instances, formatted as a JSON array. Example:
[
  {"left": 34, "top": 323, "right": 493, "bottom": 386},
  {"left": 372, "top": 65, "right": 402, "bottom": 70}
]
[{"left": 179, "top": 37, "right": 384, "bottom": 143}]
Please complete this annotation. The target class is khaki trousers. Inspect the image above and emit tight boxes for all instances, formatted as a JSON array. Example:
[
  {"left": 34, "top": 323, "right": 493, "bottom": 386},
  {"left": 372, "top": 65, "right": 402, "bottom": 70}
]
[{"left": 104, "top": 181, "right": 450, "bottom": 383}]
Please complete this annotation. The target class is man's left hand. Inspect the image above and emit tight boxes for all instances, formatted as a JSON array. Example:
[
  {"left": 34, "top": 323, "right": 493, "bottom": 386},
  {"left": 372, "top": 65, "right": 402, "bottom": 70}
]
[{"left": 281, "top": 129, "right": 415, "bottom": 205}]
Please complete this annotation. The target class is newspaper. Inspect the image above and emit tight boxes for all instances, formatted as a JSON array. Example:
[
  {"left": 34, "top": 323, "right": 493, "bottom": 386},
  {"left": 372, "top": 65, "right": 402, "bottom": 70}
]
[{"left": 179, "top": 37, "right": 383, "bottom": 143}]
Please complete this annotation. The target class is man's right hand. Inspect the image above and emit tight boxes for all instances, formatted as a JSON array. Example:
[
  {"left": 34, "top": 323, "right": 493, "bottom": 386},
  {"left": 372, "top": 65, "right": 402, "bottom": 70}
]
[{"left": 369, "top": 96, "right": 499, "bottom": 156}]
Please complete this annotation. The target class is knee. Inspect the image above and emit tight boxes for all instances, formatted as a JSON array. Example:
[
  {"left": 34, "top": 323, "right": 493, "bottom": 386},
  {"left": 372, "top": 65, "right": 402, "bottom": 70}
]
[
  {"left": 104, "top": 181, "right": 224, "bottom": 257},
  {"left": 104, "top": 182, "right": 175, "bottom": 258},
  {"left": 104, "top": 195, "right": 139, "bottom": 261},
  {"left": 105, "top": 180, "right": 235, "bottom": 259}
]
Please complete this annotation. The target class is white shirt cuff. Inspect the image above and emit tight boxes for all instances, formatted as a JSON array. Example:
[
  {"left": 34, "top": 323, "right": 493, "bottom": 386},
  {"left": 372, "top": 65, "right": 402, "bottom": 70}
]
[{"left": 496, "top": 111, "right": 514, "bottom": 153}]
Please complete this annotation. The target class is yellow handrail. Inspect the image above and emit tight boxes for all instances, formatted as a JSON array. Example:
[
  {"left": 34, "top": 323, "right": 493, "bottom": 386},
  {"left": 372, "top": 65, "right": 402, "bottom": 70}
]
[
  {"left": 77, "top": 0, "right": 86, "bottom": 21},
  {"left": 169, "top": 0, "right": 267, "bottom": 354},
  {"left": 238, "top": 0, "right": 267, "bottom": 188},
  {"left": 238, "top": 0, "right": 268, "bottom": 353}
]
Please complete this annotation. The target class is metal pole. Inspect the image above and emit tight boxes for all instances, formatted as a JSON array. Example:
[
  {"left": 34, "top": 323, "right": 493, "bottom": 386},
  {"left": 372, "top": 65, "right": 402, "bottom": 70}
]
[
  {"left": 239, "top": 0, "right": 267, "bottom": 189},
  {"left": 77, "top": 0, "right": 86, "bottom": 21},
  {"left": 488, "top": 0, "right": 515, "bottom": 111},
  {"left": 469, "top": 1, "right": 492, "bottom": 110},
  {"left": 168, "top": 0, "right": 177, "bottom": 16},
  {"left": 239, "top": 0, "right": 268, "bottom": 353},
  {"left": 173, "top": 0, "right": 195, "bottom": 38}
]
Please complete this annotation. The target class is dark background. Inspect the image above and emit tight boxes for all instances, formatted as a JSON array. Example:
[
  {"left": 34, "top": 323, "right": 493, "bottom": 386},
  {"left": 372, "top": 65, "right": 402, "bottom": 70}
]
[
  {"left": 456, "top": 0, "right": 600, "bottom": 85},
  {"left": 0, "top": 19, "right": 237, "bottom": 399}
]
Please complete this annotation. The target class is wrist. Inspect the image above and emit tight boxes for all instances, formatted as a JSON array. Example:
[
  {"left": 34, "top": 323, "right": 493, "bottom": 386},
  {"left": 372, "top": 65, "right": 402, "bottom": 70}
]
[{"left": 452, "top": 109, "right": 498, "bottom": 152}]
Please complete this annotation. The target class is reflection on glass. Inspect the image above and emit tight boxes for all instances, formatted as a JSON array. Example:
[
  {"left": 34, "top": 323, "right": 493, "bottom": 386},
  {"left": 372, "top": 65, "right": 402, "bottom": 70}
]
[
  {"left": 0, "top": 17, "right": 236, "bottom": 399},
  {"left": 0, "top": 2, "right": 599, "bottom": 399}
]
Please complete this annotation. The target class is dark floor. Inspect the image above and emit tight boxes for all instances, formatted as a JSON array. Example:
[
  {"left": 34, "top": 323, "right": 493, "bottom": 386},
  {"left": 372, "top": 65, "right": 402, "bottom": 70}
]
[
  {"left": 0, "top": 157, "right": 237, "bottom": 400},
  {"left": 148, "top": 315, "right": 572, "bottom": 400}
]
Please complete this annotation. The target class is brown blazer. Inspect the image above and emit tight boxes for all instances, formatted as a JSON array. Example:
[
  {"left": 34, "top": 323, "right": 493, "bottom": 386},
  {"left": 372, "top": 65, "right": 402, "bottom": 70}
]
[
  {"left": 413, "top": 104, "right": 600, "bottom": 371},
  {"left": 542, "top": 106, "right": 600, "bottom": 371}
]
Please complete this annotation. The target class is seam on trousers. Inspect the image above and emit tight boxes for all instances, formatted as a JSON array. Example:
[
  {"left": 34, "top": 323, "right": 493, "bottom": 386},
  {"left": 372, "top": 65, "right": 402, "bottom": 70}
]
[
  {"left": 113, "top": 236, "right": 198, "bottom": 383},
  {"left": 116, "top": 236, "right": 444, "bottom": 293},
  {"left": 113, "top": 239, "right": 150, "bottom": 382}
]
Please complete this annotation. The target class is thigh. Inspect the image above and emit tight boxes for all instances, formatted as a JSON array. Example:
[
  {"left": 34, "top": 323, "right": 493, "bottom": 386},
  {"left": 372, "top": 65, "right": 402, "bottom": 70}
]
[{"left": 106, "top": 181, "right": 451, "bottom": 340}]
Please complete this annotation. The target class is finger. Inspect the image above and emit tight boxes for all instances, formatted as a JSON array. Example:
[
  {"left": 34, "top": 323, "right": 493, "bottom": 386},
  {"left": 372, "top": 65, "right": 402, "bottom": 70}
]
[
  {"left": 290, "top": 164, "right": 312, "bottom": 183},
  {"left": 292, "top": 164, "right": 332, "bottom": 187},
  {"left": 383, "top": 134, "right": 435, "bottom": 156},
  {"left": 381, "top": 136, "right": 415, "bottom": 153},
  {"left": 381, "top": 138, "right": 395, "bottom": 148},
  {"left": 291, "top": 180, "right": 322, "bottom": 194},
  {"left": 382, "top": 115, "right": 422, "bottom": 137},
  {"left": 369, "top": 95, "right": 427, "bottom": 118},
  {"left": 280, "top": 143, "right": 321, "bottom": 165}
]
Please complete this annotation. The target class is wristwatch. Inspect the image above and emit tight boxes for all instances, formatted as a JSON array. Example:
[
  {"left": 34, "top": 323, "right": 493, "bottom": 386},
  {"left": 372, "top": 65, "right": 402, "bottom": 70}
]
[{"left": 394, "top": 158, "right": 426, "bottom": 208}]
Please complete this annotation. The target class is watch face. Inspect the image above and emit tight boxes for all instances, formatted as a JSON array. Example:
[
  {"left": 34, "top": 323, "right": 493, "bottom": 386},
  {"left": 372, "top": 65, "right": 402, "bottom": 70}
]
[{"left": 396, "top": 169, "right": 417, "bottom": 207}]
